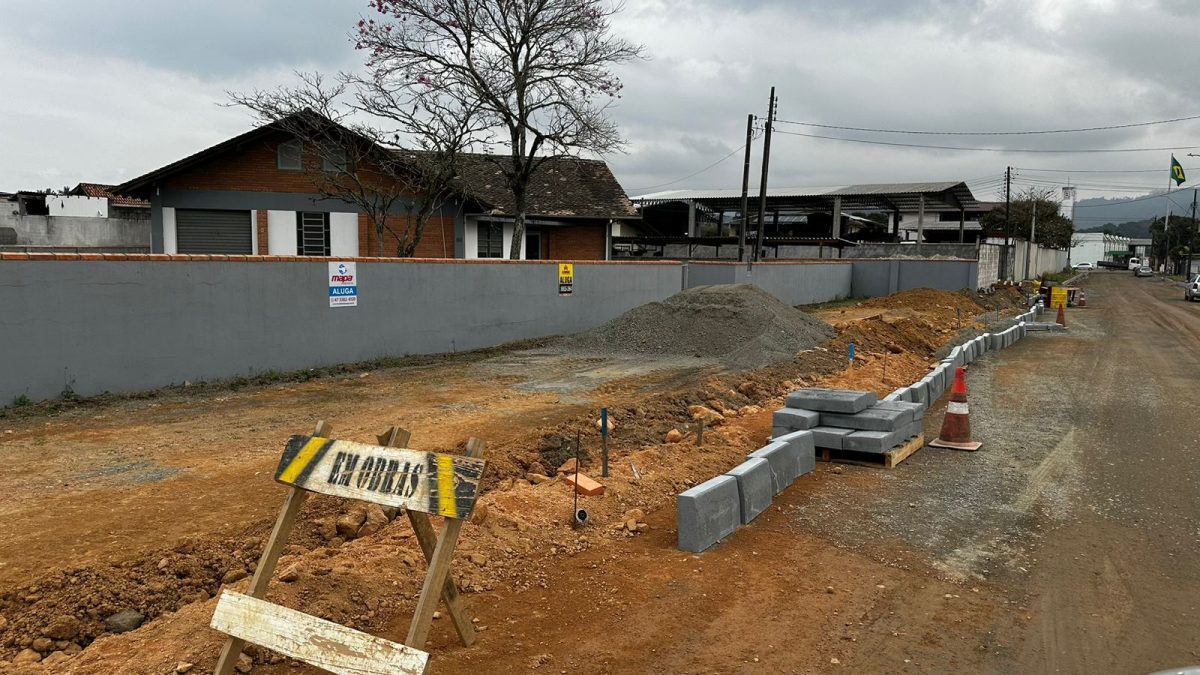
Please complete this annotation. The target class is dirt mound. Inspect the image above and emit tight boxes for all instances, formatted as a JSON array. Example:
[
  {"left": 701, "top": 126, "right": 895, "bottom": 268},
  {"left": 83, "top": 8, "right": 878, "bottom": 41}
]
[{"left": 565, "top": 284, "right": 835, "bottom": 369}]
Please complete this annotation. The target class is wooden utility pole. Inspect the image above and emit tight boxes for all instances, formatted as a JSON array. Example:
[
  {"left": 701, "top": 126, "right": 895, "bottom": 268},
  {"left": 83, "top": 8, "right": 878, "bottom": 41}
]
[
  {"left": 738, "top": 114, "right": 753, "bottom": 263},
  {"left": 1004, "top": 166, "right": 1013, "bottom": 281},
  {"left": 753, "top": 87, "right": 776, "bottom": 263}
]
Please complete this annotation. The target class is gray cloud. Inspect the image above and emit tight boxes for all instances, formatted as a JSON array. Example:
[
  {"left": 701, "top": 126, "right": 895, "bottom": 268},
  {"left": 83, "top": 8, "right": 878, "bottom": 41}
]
[{"left": 2, "top": 0, "right": 1199, "bottom": 204}]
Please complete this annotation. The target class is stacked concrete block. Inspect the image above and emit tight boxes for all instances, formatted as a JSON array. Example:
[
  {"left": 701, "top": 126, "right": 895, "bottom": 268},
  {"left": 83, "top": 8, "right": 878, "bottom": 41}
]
[
  {"left": 677, "top": 475, "right": 741, "bottom": 552},
  {"left": 810, "top": 426, "right": 854, "bottom": 450},
  {"left": 820, "top": 405, "right": 910, "bottom": 432},
  {"left": 724, "top": 458, "right": 773, "bottom": 525},
  {"left": 747, "top": 440, "right": 800, "bottom": 495},
  {"left": 873, "top": 400, "right": 925, "bottom": 425},
  {"left": 785, "top": 388, "right": 876, "bottom": 413},
  {"left": 771, "top": 407, "right": 820, "bottom": 438},
  {"left": 773, "top": 430, "right": 817, "bottom": 478},
  {"left": 843, "top": 429, "right": 907, "bottom": 453}
]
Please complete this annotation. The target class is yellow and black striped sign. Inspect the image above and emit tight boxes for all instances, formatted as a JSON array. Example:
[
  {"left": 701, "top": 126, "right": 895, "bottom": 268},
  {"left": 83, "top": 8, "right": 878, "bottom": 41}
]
[{"left": 274, "top": 436, "right": 486, "bottom": 519}]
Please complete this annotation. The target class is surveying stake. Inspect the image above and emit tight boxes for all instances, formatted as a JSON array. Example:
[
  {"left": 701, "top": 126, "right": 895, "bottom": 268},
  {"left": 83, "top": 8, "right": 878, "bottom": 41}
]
[{"left": 211, "top": 421, "right": 487, "bottom": 675}]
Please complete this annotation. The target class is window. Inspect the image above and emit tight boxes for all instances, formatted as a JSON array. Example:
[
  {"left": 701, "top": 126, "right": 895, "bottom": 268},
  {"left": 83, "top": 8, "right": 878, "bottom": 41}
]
[
  {"left": 477, "top": 221, "right": 504, "bottom": 258},
  {"left": 277, "top": 139, "right": 303, "bottom": 171},
  {"left": 322, "top": 146, "right": 349, "bottom": 173},
  {"left": 297, "top": 212, "right": 331, "bottom": 256}
]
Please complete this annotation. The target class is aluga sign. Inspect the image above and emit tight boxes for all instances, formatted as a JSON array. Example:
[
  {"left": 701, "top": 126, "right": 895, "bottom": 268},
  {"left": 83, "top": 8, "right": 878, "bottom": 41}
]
[{"left": 328, "top": 261, "right": 358, "bottom": 308}]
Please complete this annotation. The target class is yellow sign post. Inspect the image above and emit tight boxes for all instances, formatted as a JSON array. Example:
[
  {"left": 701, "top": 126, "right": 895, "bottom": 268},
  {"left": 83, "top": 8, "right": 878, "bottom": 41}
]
[
  {"left": 558, "top": 263, "right": 574, "bottom": 296},
  {"left": 1050, "top": 286, "right": 1068, "bottom": 309}
]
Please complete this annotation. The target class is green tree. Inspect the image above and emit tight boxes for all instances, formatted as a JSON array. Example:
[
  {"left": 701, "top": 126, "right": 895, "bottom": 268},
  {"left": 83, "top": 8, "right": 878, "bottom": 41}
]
[
  {"left": 1149, "top": 215, "right": 1199, "bottom": 274},
  {"left": 979, "top": 187, "right": 1074, "bottom": 249}
]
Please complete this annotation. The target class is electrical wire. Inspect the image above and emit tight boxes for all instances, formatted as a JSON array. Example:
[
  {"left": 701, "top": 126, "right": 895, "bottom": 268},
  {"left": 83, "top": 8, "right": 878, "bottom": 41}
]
[
  {"left": 627, "top": 143, "right": 747, "bottom": 194},
  {"left": 1015, "top": 166, "right": 1200, "bottom": 173},
  {"left": 772, "top": 129, "right": 1200, "bottom": 154},
  {"left": 773, "top": 113, "right": 1200, "bottom": 136}
]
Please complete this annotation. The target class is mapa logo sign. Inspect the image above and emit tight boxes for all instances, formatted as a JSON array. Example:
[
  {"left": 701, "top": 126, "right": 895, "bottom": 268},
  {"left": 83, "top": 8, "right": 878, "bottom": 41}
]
[{"left": 328, "top": 262, "right": 358, "bottom": 308}]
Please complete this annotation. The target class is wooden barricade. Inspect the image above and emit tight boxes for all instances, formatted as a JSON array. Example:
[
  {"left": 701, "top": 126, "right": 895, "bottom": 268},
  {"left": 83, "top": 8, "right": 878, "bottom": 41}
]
[{"left": 211, "top": 422, "right": 486, "bottom": 675}]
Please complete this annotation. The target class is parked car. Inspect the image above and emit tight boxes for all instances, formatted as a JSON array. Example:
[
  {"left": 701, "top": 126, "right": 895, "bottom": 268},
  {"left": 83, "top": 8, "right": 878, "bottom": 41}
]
[
  {"left": 1128, "top": 257, "right": 1142, "bottom": 270},
  {"left": 1186, "top": 275, "right": 1200, "bottom": 301},
  {"left": 1073, "top": 262, "right": 1095, "bottom": 270},
  {"left": 1135, "top": 266, "right": 1154, "bottom": 277}
]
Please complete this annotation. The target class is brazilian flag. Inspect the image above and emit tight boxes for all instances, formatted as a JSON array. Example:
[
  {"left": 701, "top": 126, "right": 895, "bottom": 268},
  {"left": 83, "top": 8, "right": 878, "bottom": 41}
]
[{"left": 1171, "top": 155, "right": 1186, "bottom": 185}]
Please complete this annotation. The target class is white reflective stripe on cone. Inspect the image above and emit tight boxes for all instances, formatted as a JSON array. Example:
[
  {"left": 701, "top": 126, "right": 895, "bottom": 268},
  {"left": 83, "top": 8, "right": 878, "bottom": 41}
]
[{"left": 947, "top": 401, "right": 970, "bottom": 415}]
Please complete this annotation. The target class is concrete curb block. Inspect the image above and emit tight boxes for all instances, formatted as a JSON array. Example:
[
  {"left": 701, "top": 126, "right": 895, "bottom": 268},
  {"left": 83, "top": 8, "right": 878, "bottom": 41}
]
[
  {"left": 811, "top": 426, "right": 854, "bottom": 450},
  {"left": 785, "top": 388, "right": 877, "bottom": 414},
  {"left": 748, "top": 441, "right": 800, "bottom": 495},
  {"left": 724, "top": 458, "right": 773, "bottom": 525},
  {"left": 775, "top": 430, "right": 817, "bottom": 478},
  {"left": 771, "top": 407, "right": 821, "bottom": 433},
  {"left": 677, "top": 475, "right": 741, "bottom": 553}
]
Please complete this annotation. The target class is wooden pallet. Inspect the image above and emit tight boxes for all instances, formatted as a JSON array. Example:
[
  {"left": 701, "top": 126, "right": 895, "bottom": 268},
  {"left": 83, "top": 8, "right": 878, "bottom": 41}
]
[{"left": 817, "top": 434, "right": 925, "bottom": 469}]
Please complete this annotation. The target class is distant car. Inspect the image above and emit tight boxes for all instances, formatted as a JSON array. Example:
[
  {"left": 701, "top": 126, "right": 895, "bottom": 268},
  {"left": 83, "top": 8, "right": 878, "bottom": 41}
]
[
  {"left": 1073, "top": 262, "right": 1095, "bottom": 270},
  {"left": 1128, "top": 257, "right": 1142, "bottom": 270},
  {"left": 1186, "top": 275, "right": 1200, "bottom": 301},
  {"left": 1135, "top": 266, "right": 1154, "bottom": 277}
]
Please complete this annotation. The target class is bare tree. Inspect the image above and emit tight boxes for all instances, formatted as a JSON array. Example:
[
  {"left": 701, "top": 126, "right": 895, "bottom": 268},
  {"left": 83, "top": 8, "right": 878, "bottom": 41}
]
[
  {"left": 229, "top": 72, "right": 479, "bottom": 257},
  {"left": 357, "top": 0, "right": 644, "bottom": 259}
]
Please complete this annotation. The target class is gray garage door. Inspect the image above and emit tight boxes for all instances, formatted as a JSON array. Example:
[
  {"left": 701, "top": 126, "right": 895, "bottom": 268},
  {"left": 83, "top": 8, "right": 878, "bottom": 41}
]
[{"left": 176, "top": 209, "right": 252, "bottom": 254}]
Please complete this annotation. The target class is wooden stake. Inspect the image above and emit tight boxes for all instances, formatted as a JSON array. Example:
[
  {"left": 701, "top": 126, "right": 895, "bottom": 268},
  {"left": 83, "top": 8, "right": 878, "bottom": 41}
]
[
  {"left": 214, "top": 420, "right": 330, "bottom": 675},
  {"left": 696, "top": 419, "right": 705, "bottom": 447},
  {"left": 405, "top": 437, "right": 486, "bottom": 650},
  {"left": 379, "top": 426, "right": 477, "bottom": 648}
]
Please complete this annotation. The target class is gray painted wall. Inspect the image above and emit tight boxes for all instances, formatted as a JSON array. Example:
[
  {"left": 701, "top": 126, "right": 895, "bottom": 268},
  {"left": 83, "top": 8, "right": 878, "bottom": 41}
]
[
  {"left": 0, "top": 212, "right": 150, "bottom": 248},
  {"left": 849, "top": 259, "right": 979, "bottom": 297},
  {"left": 841, "top": 243, "right": 977, "bottom": 259},
  {"left": 0, "top": 260, "right": 681, "bottom": 403},
  {"left": 686, "top": 262, "right": 853, "bottom": 306}
]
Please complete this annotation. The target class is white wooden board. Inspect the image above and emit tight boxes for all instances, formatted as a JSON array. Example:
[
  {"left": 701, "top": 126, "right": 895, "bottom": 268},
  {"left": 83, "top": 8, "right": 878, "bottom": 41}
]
[
  {"left": 210, "top": 591, "right": 429, "bottom": 675},
  {"left": 274, "top": 436, "right": 485, "bottom": 519}
]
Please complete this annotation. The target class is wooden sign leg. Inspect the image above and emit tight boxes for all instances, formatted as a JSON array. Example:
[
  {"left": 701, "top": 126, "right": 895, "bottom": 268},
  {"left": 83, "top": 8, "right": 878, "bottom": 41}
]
[
  {"left": 405, "top": 437, "right": 485, "bottom": 650},
  {"left": 380, "top": 427, "right": 478, "bottom": 648},
  {"left": 214, "top": 420, "right": 331, "bottom": 675}
]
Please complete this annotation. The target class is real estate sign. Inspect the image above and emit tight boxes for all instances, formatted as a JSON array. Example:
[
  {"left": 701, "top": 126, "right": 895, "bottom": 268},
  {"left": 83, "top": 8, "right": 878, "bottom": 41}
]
[
  {"left": 328, "top": 261, "right": 358, "bottom": 308},
  {"left": 558, "top": 263, "right": 574, "bottom": 296}
]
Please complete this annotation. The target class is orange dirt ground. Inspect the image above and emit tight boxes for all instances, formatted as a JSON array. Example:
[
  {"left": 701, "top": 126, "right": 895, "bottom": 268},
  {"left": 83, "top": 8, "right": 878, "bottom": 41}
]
[{"left": 0, "top": 287, "right": 1023, "bottom": 673}]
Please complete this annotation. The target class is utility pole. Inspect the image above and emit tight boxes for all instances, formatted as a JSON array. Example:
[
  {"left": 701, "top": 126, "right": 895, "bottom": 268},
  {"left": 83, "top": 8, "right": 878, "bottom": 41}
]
[
  {"left": 753, "top": 86, "right": 776, "bottom": 264},
  {"left": 1191, "top": 187, "right": 1198, "bottom": 277},
  {"left": 738, "top": 114, "right": 754, "bottom": 263},
  {"left": 1004, "top": 166, "right": 1013, "bottom": 281},
  {"left": 1025, "top": 203, "right": 1037, "bottom": 281}
]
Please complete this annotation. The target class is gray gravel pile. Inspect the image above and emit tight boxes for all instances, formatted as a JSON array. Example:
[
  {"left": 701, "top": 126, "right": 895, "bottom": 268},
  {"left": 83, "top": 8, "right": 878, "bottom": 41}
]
[{"left": 565, "top": 284, "right": 835, "bottom": 369}]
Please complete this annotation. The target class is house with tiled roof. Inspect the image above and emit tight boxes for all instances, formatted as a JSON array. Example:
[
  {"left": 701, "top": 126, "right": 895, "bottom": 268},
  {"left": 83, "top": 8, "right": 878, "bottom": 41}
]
[{"left": 114, "top": 116, "right": 640, "bottom": 260}]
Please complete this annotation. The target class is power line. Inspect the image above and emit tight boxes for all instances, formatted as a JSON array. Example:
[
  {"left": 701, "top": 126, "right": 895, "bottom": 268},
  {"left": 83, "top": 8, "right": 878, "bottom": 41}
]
[
  {"left": 1071, "top": 185, "right": 1196, "bottom": 207},
  {"left": 1014, "top": 166, "right": 1200, "bottom": 173},
  {"left": 772, "top": 129, "right": 1200, "bottom": 154},
  {"left": 773, "top": 113, "right": 1200, "bottom": 136},
  {"left": 628, "top": 144, "right": 747, "bottom": 193}
]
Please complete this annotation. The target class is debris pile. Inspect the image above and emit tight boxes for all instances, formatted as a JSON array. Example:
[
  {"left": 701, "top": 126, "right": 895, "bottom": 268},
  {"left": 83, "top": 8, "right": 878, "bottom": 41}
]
[{"left": 566, "top": 284, "right": 835, "bottom": 369}]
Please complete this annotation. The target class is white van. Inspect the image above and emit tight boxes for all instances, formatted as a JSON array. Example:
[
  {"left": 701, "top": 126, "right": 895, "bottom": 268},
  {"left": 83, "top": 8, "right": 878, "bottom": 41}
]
[{"left": 1128, "top": 257, "right": 1141, "bottom": 270}]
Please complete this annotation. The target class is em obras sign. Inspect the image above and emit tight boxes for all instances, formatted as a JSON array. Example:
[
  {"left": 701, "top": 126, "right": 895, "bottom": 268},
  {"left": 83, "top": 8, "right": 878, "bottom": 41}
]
[{"left": 328, "top": 261, "right": 358, "bottom": 308}]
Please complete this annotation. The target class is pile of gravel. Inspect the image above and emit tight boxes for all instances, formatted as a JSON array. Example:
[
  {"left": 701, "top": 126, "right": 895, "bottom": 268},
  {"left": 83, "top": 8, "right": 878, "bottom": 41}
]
[{"left": 565, "top": 284, "right": 835, "bottom": 369}]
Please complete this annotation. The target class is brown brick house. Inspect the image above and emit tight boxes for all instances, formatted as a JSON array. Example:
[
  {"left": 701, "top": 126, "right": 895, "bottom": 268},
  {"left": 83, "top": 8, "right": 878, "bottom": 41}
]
[{"left": 115, "top": 118, "right": 639, "bottom": 260}]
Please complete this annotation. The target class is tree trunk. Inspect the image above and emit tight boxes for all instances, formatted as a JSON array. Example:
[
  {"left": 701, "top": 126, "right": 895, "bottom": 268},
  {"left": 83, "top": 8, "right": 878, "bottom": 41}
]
[{"left": 508, "top": 210, "right": 526, "bottom": 260}]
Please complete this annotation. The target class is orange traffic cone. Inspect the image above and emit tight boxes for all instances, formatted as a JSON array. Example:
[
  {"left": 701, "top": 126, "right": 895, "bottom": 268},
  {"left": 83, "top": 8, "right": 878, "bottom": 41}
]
[
  {"left": 930, "top": 367, "right": 982, "bottom": 451},
  {"left": 1077, "top": 290, "right": 1087, "bottom": 308},
  {"left": 1056, "top": 304, "right": 1066, "bottom": 326}
]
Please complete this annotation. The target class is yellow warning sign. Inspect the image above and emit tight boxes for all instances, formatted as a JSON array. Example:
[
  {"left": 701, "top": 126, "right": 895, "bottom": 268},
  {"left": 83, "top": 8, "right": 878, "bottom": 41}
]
[
  {"left": 558, "top": 263, "right": 574, "bottom": 284},
  {"left": 1050, "top": 287, "right": 1068, "bottom": 309}
]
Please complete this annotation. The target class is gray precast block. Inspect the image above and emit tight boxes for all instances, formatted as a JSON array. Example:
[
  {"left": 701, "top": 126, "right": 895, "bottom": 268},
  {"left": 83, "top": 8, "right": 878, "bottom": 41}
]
[
  {"left": 775, "top": 429, "right": 817, "bottom": 477},
  {"left": 906, "top": 418, "right": 924, "bottom": 440},
  {"left": 874, "top": 399, "right": 925, "bottom": 422},
  {"left": 976, "top": 336, "right": 987, "bottom": 354},
  {"left": 819, "top": 406, "right": 909, "bottom": 432},
  {"left": 785, "top": 388, "right": 876, "bottom": 414},
  {"left": 677, "top": 475, "right": 741, "bottom": 553},
  {"left": 747, "top": 441, "right": 800, "bottom": 495},
  {"left": 911, "top": 379, "right": 929, "bottom": 406},
  {"left": 724, "top": 458, "right": 773, "bottom": 525},
  {"left": 810, "top": 426, "right": 854, "bottom": 450},
  {"left": 883, "top": 388, "right": 905, "bottom": 402},
  {"left": 842, "top": 429, "right": 905, "bottom": 454},
  {"left": 772, "top": 407, "right": 821, "bottom": 433},
  {"left": 898, "top": 387, "right": 914, "bottom": 403}
]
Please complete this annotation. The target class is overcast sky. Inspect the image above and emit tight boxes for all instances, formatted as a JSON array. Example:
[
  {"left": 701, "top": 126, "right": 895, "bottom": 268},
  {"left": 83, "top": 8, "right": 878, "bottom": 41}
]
[{"left": 3, "top": 0, "right": 1199, "bottom": 221}]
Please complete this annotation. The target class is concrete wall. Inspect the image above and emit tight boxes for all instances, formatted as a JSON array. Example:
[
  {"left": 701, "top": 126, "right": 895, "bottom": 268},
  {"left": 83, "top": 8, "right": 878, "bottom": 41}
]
[
  {"left": 841, "top": 243, "right": 977, "bottom": 259},
  {"left": 0, "top": 212, "right": 150, "bottom": 248},
  {"left": 850, "top": 259, "right": 979, "bottom": 297},
  {"left": 1013, "top": 241, "right": 1069, "bottom": 279},
  {"left": 686, "top": 262, "right": 853, "bottom": 306},
  {"left": 0, "top": 258, "right": 681, "bottom": 403}
]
